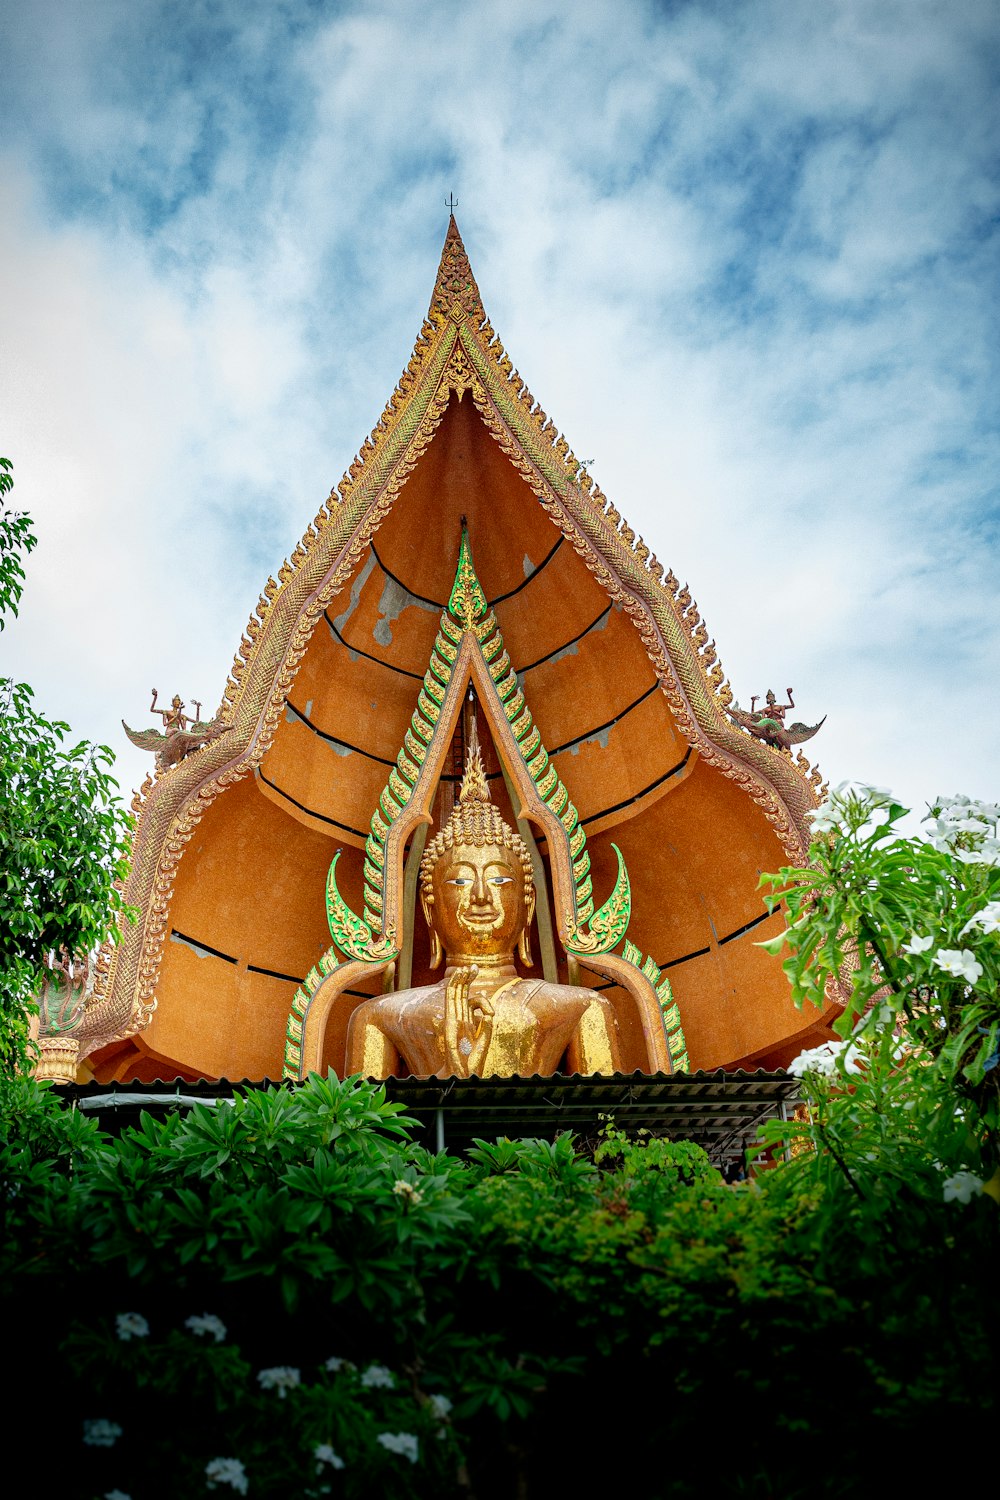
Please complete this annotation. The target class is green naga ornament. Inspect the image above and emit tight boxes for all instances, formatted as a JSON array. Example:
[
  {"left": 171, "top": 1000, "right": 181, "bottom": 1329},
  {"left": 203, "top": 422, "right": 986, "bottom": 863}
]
[
  {"left": 323, "top": 528, "right": 633, "bottom": 962},
  {"left": 325, "top": 852, "right": 399, "bottom": 965},
  {"left": 565, "top": 844, "right": 631, "bottom": 956}
]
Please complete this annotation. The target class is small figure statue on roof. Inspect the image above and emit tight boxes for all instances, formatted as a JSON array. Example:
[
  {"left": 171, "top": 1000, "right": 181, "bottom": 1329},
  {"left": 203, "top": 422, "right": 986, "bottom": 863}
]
[
  {"left": 38, "top": 947, "right": 90, "bottom": 1034},
  {"left": 727, "top": 688, "right": 825, "bottom": 751},
  {"left": 123, "top": 689, "right": 231, "bottom": 772}
]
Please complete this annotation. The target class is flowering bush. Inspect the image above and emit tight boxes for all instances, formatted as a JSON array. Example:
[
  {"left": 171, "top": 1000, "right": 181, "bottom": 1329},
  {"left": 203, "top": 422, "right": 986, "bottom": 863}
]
[
  {"left": 114, "top": 1313, "right": 150, "bottom": 1342},
  {"left": 205, "top": 1458, "right": 248, "bottom": 1494},
  {"left": 185, "top": 1314, "right": 228, "bottom": 1343},
  {"left": 1, "top": 792, "right": 998, "bottom": 1500},
  {"left": 377, "top": 1431, "right": 420, "bottom": 1463},
  {"left": 257, "top": 1365, "right": 302, "bottom": 1397},
  {"left": 759, "top": 784, "right": 1000, "bottom": 1209},
  {"left": 82, "top": 1420, "right": 123, "bottom": 1449}
]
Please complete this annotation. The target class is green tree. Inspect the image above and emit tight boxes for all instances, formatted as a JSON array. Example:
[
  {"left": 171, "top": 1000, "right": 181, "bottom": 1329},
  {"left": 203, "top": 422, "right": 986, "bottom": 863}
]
[{"left": 0, "top": 456, "right": 133, "bottom": 1075}]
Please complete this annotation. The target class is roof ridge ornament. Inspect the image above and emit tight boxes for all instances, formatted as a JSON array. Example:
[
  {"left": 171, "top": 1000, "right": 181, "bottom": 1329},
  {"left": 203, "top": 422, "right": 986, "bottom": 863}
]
[{"left": 448, "top": 523, "right": 489, "bottom": 628}]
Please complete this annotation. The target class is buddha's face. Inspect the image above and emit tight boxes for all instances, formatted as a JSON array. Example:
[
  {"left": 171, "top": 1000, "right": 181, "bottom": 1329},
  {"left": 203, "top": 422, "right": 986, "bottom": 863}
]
[{"left": 426, "top": 842, "right": 532, "bottom": 960}]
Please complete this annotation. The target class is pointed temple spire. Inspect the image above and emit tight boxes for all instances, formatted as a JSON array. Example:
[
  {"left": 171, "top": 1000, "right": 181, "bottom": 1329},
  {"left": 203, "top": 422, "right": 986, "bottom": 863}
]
[{"left": 428, "top": 215, "right": 485, "bottom": 325}]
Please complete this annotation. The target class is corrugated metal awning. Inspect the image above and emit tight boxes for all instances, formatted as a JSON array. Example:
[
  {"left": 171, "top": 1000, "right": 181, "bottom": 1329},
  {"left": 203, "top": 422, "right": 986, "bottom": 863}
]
[{"left": 58, "top": 1069, "right": 798, "bottom": 1162}]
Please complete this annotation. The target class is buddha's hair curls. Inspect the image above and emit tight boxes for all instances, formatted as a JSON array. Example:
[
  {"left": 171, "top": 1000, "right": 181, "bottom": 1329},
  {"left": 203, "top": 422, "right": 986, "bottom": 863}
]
[{"left": 419, "top": 742, "right": 533, "bottom": 904}]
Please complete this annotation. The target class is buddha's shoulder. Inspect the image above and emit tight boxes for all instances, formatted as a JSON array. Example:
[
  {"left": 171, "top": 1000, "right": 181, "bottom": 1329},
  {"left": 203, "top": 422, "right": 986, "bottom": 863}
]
[
  {"left": 366, "top": 984, "right": 445, "bottom": 1014},
  {"left": 519, "top": 980, "right": 605, "bottom": 1011}
]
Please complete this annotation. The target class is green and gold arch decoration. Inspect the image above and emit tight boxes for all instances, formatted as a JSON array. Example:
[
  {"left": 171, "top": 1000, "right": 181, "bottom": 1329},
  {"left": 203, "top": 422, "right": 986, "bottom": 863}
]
[
  {"left": 622, "top": 940, "right": 689, "bottom": 1072},
  {"left": 284, "top": 529, "right": 684, "bottom": 1080}
]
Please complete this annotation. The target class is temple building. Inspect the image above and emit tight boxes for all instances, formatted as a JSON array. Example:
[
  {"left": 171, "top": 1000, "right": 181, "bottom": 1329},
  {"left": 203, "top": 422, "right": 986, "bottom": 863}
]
[{"left": 39, "top": 218, "right": 841, "bottom": 1092}]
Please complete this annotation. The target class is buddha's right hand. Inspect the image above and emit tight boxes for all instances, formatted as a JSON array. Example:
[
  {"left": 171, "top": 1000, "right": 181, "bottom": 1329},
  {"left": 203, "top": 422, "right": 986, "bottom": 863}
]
[{"left": 444, "top": 965, "right": 490, "bottom": 1076}]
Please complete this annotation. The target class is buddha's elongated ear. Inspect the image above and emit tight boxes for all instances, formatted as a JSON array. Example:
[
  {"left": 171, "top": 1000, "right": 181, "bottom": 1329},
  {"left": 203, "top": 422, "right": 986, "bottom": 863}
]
[
  {"left": 421, "top": 892, "right": 443, "bottom": 969},
  {"left": 517, "top": 886, "right": 536, "bottom": 966}
]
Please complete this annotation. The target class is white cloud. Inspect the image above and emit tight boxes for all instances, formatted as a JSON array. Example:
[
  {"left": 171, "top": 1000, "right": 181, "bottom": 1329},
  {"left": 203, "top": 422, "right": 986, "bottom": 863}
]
[{"left": 0, "top": 0, "right": 996, "bottom": 820}]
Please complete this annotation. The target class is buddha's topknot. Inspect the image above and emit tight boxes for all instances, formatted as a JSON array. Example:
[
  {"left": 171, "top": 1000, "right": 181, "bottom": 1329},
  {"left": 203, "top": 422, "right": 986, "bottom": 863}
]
[{"left": 420, "top": 733, "right": 533, "bottom": 903}]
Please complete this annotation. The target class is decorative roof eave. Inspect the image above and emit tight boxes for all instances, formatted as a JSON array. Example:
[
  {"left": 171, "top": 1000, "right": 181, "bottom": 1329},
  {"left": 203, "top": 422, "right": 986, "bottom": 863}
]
[{"left": 81, "top": 216, "right": 820, "bottom": 1065}]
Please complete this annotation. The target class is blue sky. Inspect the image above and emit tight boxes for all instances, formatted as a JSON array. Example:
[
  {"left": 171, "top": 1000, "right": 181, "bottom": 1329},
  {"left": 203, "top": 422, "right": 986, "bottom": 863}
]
[{"left": 1, "top": 0, "right": 997, "bottom": 817}]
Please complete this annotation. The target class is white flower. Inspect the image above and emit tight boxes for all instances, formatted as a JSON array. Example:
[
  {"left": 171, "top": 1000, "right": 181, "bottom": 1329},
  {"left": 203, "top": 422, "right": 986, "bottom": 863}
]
[
  {"left": 205, "top": 1457, "right": 249, "bottom": 1494},
  {"left": 115, "top": 1312, "right": 149, "bottom": 1341},
  {"left": 942, "top": 1171, "right": 984, "bottom": 1205},
  {"left": 360, "top": 1363, "right": 396, "bottom": 1390},
  {"left": 377, "top": 1431, "right": 419, "bottom": 1463},
  {"left": 314, "top": 1443, "right": 346, "bottom": 1472},
  {"left": 961, "top": 901, "right": 1000, "bottom": 936},
  {"left": 428, "top": 1393, "right": 452, "bottom": 1419},
  {"left": 901, "top": 934, "right": 934, "bottom": 956},
  {"left": 954, "top": 845, "right": 998, "bottom": 866},
  {"left": 934, "top": 948, "right": 984, "bottom": 984},
  {"left": 788, "top": 1043, "right": 839, "bottom": 1079},
  {"left": 922, "top": 817, "right": 951, "bottom": 849},
  {"left": 392, "top": 1178, "right": 424, "bottom": 1204},
  {"left": 860, "top": 784, "right": 896, "bottom": 807},
  {"left": 788, "top": 1040, "right": 861, "bottom": 1079},
  {"left": 83, "top": 1419, "right": 122, "bottom": 1448},
  {"left": 185, "top": 1313, "right": 227, "bottom": 1342},
  {"left": 924, "top": 798, "right": 1000, "bottom": 861},
  {"left": 324, "top": 1355, "right": 355, "bottom": 1373},
  {"left": 806, "top": 804, "right": 842, "bottom": 835},
  {"left": 257, "top": 1366, "right": 301, "bottom": 1397}
]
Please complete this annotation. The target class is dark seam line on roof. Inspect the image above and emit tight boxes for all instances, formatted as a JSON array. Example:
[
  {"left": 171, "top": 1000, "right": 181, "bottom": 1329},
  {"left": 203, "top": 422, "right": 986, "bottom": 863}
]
[
  {"left": 580, "top": 747, "right": 692, "bottom": 826},
  {"left": 258, "top": 768, "right": 501, "bottom": 831},
  {"left": 546, "top": 682, "right": 660, "bottom": 757},
  {"left": 362, "top": 535, "right": 565, "bottom": 616},
  {"left": 286, "top": 701, "right": 398, "bottom": 766},
  {"left": 247, "top": 964, "right": 303, "bottom": 983},
  {"left": 588, "top": 912, "right": 775, "bottom": 989},
  {"left": 256, "top": 769, "right": 370, "bottom": 840},
  {"left": 488, "top": 535, "right": 564, "bottom": 605},
  {"left": 325, "top": 614, "right": 427, "bottom": 681},
  {"left": 171, "top": 930, "right": 237, "bottom": 965},
  {"left": 661, "top": 945, "right": 712, "bottom": 969},
  {"left": 719, "top": 910, "right": 774, "bottom": 944},
  {"left": 514, "top": 605, "right": 612, "bottom": 676},
  {"left": 283, "top": 705, "right": 508, "bottom": 781},
  {"left": 369, "top": 541, "right": 447, "bottom": 609}
]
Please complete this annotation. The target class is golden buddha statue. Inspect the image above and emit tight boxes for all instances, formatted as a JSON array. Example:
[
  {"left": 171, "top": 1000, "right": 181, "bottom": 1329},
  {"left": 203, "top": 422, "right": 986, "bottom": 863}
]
[{"left": 345, "top": 743, "right": 623, "bottom": 1080}]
